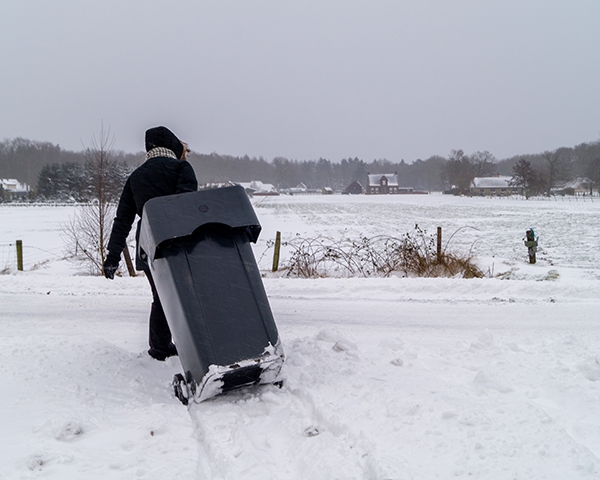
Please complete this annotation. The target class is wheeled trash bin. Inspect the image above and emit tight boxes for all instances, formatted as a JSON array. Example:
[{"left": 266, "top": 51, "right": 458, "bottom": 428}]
[{"left": 138, "top": 185, "right": 284, "bottom": 404}]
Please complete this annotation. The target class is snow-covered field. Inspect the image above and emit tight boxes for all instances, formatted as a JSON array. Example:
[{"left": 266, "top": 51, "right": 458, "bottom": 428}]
[{"left": 1, "top": 193, "right": 600, "bottom": 479}]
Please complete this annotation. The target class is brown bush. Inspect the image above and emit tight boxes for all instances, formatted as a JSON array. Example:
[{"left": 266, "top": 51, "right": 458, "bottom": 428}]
[{"left": 278, "top": 226, "right": 483, "bottom": 279}]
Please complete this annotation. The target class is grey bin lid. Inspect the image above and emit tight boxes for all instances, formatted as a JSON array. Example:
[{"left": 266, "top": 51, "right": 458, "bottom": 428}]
[{"left": 139, "top": 185, "right": 261, "bottom": 264}]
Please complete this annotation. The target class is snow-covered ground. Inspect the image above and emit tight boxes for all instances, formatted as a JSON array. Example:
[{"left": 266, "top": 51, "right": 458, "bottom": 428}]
[{"left": 1, "top": 193, "right": 600, "bottom": 479}]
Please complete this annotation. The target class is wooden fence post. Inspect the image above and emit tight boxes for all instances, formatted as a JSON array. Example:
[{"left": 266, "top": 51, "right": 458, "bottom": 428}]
[
  {"left": 122, "top": 246, "right": 137, "bottom": 277},
  {"left": 16, "top": 239, "right": 23, "bottom": 271},
  {"left": 272, "top": 231, "right": 281, "bottom": 272},
  {"left": 437, "top": 227, "right": 442, "bottom": 262}
]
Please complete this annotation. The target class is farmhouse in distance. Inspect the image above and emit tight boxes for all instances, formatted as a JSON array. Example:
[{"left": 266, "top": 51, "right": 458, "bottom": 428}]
[
  {"left": 365, "top": 173, "right": 425, "bottom": 195},
  {"left": 469, "top": 176, "right": 523, "bottom": 196}
]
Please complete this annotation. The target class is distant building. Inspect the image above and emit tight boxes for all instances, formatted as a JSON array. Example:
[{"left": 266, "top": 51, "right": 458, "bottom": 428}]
[
  {"left": 284, "top": 183, "right": 308, "bottom": 195},
  {"left": 344, "top": 181, "right": 363, "bottom": 195},
  {"left": 232, "top": 180, "right": 279, "bottom": 196},
  {"left": 366, "top": 173, "right": 420, "bottom": 194},
  {"left": 366, "top": 173, "right": 400, "bottom": 194},
  {"left": 552, "top": 177, "right": 595, "bottom": 196},
  {"left": 0, "top": 178, "right": 30, "bottom": 199},
  {"left": 470, "top": 176, "right": 522, "bottom": 196},
  {"left": 321, "top": 187, "right": 334, "bottom": 195}
]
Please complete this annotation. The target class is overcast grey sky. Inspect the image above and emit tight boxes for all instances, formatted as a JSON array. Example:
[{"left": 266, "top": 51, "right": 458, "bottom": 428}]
[{"left": 2, "top": 1, "right": 599, "bottom": 162}]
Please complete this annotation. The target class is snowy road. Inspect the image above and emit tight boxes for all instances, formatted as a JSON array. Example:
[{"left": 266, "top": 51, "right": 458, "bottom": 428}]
[{"left": 2, "top": 272, "right": 600, "bottom": 479}]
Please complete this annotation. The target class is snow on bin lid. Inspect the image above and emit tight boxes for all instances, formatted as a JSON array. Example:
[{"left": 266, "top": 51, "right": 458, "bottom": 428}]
[{"left": 139, "top": 185, "right": 261, "bottom": 263}]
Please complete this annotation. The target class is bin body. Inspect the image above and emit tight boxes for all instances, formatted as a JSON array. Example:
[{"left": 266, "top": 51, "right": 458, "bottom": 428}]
[{"left": 139, "top": 186, "right": 283, "bottom": 402}]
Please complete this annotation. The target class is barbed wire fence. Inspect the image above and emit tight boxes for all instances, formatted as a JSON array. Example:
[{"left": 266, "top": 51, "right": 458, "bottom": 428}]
[
  {"left": 477, "top": 193, "right": 595, "bottom": 202},
  {"left": 0, "top": 242, "right": 66, "bottom": 273}
]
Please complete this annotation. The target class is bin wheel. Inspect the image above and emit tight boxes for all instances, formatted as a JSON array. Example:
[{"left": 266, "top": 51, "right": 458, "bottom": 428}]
[{"left": 173, "top": 373, "right": 189, "bottom": 406}]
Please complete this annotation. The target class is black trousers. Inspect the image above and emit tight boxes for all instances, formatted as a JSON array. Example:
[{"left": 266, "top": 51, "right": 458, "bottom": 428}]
[{"left": 143, "top": 268, "right": 173, "bottom": 352}]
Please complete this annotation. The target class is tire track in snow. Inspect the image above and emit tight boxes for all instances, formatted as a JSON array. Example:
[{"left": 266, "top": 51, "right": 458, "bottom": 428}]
[{"left": 188, "top": 384, "right": 377, "bottom": 480}]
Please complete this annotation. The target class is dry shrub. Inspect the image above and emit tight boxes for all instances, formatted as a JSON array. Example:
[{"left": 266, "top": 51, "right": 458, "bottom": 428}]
[
  {"left": 62, "top": 201, "right": 116, "bottom": 275},
  {"left": 280, "top": 225, "right": 482, "bottom": 279}
]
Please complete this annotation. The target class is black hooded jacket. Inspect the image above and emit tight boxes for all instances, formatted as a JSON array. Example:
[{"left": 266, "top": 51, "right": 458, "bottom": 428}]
[{"left": 106, "top": 152, "right": 198, "bottom": 269}]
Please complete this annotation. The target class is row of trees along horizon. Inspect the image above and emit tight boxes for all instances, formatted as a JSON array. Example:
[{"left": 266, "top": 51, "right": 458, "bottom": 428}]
[{"left": 1, "top": 136, "right": 600, "bottom": 202}]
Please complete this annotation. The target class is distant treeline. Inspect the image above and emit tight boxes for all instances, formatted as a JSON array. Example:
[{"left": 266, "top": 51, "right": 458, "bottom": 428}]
[
  {"left": 186, "top": 154, "right": 450, "bottom": 192},
  {"left": 0, "top": 138, "right": 140, "bottom": 191},
  {"left": 1, "top": 137, "right": 600, "bottom": 201}
]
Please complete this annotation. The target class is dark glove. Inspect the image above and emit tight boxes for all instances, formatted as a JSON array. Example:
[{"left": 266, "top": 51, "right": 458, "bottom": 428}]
[{"left": 103, "top": 256, "right": 119, "bottom": 280}]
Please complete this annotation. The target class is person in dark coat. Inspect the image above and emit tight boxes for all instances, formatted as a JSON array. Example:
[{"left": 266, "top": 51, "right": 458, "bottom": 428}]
[{"left": 103, "top": 126, "right": 198, "bottom": 360}]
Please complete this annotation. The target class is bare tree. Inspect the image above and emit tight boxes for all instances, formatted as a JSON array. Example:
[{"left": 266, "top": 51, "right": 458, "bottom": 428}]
[
  {"left": 442, "top": 149, "right": 475, "bottom": 191},
  {"left": 542, "top": 149, "right": 571, "bottom": 195},
  {"left": 469, "top": 151, "right": 497, "bottom": 177},
  {"left": 62, "top": 202, "right": 116, "bottom": 274},
  {"left": 87, "top": 126, "right": 116, "bottom": 271},
  {"left": 62, "top": 125, "right": 130, "bottom": 275},
  {"left": 586, "top": 155, "right": 600, "bottom": 194}
]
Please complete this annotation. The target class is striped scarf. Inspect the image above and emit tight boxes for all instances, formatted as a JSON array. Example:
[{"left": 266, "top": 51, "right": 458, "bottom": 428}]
[{"left": 145, "top": 147, "right": 177, "bottom": 161}]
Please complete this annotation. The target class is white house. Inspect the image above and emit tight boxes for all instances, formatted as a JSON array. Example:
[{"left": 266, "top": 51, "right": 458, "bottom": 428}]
[
  {"left": 233, "top": 180, "right": 279, "bottom": 196},
  {"left": 1, "top": 178, "right": 30, "bottom": 197},
  {"left": 470, "top": 176, "right": 522, "bottom": 196},
  {"left": 552, "top": 177, "right": 594, "bottom": 195}
]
